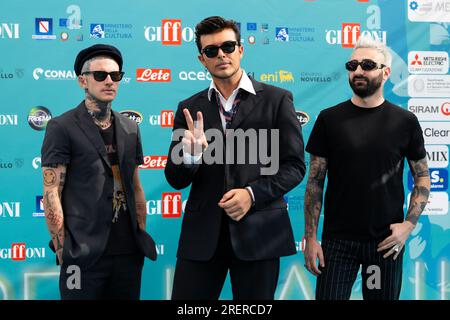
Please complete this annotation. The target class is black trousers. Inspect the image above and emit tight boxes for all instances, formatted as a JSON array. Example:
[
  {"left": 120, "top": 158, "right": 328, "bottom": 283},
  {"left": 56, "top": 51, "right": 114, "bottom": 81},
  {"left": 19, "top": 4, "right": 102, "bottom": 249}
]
[
  {"left": 172, "top": 216, "right": 280, "bottom": 300},
  {"left": 316, "top": 238, "right": 404, "bottom": 300},
  {"left": 59, "top": 253, "right": 144, "bottom": 300}
]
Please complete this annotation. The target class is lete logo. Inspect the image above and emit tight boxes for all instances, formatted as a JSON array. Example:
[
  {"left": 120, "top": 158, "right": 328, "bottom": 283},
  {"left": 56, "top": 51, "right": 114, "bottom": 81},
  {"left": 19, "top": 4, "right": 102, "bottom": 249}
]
[{"left": 136, "top": 69, "right": 171, "bottom": 82}]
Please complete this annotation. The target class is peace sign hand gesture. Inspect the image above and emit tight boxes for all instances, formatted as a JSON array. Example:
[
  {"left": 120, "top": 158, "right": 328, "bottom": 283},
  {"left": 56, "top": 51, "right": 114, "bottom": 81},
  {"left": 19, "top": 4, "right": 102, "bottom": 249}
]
[{"left": 182, "top": 109, "right": 208, "bottom": 156}]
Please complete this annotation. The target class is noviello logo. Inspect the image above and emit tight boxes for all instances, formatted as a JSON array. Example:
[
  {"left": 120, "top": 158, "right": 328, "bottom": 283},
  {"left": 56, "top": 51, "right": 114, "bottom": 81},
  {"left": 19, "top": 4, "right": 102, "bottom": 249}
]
[{"left": 28, "top": 106, "right": 52, "bottom": 131}]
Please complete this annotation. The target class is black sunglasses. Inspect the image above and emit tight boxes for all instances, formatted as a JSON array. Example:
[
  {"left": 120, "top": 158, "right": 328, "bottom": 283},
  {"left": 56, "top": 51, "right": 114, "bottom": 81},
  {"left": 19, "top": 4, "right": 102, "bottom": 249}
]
[
  {"left": 345, "top": 59, "right": 386, "bottom": 72},
  {"left": 201, "top": 41, "right": 239, "bottom": 58},
  {"left": 82, "top": 71, "right": 124, "bottom": 82}
]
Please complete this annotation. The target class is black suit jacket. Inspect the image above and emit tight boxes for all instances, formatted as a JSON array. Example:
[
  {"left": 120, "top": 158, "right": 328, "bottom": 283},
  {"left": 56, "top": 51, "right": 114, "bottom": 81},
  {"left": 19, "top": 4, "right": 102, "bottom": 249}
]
[
  {"left": 41, "top": 101, "right": 156, "bottom": 269},
  {"left": 165, "top": 78, "right": 305, "bottom": 261}
]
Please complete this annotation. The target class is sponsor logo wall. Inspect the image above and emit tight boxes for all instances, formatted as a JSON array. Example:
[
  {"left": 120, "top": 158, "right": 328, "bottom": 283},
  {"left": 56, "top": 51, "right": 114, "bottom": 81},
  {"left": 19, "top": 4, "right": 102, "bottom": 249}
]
[{"left": 0, "top": 0, "right": 448, "bottom": 300}]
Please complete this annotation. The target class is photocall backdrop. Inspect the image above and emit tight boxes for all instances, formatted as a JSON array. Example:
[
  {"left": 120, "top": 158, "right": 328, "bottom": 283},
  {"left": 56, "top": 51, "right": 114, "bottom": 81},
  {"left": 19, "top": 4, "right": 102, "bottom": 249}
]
[{"left": 0, "top": 0, "right": 448, "bottom": 300}]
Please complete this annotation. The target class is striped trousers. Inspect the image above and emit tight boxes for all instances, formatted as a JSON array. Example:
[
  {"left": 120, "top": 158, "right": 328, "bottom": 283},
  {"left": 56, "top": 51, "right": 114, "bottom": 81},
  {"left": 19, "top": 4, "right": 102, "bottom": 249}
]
[{"left": 316, "top": 238, "right": 403, "bottom": 300}]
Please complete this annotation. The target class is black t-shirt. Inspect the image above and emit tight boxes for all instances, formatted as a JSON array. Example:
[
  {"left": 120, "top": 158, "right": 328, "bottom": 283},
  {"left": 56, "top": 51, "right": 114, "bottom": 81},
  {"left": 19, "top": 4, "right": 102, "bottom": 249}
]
[
  {"left": 306, "top": 99, "right": 426, "bottom": 241},
  {"left": 99, "top": 122, "right": 139, "bottom": 255}
]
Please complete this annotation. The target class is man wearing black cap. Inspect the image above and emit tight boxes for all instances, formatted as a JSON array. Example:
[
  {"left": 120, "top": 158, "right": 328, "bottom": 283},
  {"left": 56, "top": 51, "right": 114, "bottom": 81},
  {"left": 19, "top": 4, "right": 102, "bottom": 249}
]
[{"left": 41, "top": 44, "right": 157, "bottom": 300}]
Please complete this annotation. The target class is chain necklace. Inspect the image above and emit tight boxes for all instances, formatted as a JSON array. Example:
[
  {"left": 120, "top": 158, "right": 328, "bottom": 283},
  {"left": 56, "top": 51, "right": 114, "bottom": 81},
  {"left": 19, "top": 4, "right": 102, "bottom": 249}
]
[
  {"left": 93, "top": 117, "right": 112, "bottom": 129},
  {"left": 87, "top": 108, "right": 112, "bottom": 129}
]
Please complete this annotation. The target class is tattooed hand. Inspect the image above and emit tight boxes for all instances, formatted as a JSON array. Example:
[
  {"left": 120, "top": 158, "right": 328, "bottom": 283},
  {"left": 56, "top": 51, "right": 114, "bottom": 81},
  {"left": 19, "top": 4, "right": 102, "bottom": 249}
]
[{"left": 377, "top": 157, "right": 430, "bottom": 260}]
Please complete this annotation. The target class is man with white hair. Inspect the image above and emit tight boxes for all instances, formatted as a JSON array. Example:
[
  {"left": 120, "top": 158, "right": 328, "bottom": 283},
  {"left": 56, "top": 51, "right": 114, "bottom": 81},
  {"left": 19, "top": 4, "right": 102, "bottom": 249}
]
[
  {"left": 41, "top": 44, "right": 156, "bottom": 299},
  {"left": 303, "top": 36, "right": 430, "bottom": 300}
]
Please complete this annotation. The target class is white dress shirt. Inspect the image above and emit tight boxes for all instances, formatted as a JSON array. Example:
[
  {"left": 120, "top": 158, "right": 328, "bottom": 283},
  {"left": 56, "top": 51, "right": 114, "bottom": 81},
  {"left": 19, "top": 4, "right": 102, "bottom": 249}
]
[{"left": 183, "top": 70, "right": 257, "bottom": 203}]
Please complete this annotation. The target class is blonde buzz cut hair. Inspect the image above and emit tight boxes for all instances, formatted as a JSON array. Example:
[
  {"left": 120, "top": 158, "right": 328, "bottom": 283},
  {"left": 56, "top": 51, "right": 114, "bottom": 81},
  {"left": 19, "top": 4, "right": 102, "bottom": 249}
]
[{"left": 353, "top": 35, "right": 392, "bottom": 68}]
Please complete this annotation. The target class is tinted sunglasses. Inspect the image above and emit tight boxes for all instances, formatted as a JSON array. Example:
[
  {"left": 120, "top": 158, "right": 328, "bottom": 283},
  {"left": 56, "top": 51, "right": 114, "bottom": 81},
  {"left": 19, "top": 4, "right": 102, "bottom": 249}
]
[
  {"left": 345, "top": 59, "right": 386, "bottom": 71},
  {"left": 201, "top": 41, "right": 239, "bottom": 58},
  {"left": 82, "top": 71, "right": 124, "bottom": 82}
]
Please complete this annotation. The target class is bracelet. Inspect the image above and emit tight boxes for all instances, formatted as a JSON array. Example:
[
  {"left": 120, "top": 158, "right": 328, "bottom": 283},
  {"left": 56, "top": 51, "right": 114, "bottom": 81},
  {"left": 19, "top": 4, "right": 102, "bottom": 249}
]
[{"left": 245, "top": 187, "right": 255, "bottom": 206}]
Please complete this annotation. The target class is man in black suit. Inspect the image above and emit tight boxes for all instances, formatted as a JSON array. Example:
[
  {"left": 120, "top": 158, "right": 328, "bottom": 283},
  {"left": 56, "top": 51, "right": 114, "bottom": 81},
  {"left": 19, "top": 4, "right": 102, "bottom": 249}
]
[
  {"left": 41, "top": 44, "right": 156, "bottom": 300},
  {"left": 165, "top": 16, "right": 305, "bottom": 300}
]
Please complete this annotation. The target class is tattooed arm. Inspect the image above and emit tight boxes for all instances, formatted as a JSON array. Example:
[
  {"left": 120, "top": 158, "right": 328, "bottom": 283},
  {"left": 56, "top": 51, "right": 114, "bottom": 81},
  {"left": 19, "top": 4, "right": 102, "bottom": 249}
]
[
  {"left": 42, "top": 164, "right": 67, "bottom": 265},
  {"left": 303, "top": 155, "right": 328, "bottom": 276},
  {"left": 133, "top": 167, "right": 147, "bottom": 231},
  {"left": 406, "top": 157, "right": 431, "bottom": 225},
  {"left": 378, "top": 157, "right": 430, "bottom": 260}
]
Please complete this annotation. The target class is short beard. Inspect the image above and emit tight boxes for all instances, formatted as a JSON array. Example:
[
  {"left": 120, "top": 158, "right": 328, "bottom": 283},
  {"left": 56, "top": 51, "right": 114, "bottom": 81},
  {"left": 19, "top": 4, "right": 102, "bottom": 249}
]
[{"left": 349, "top": 72, "right": 383, "bottom": 98}]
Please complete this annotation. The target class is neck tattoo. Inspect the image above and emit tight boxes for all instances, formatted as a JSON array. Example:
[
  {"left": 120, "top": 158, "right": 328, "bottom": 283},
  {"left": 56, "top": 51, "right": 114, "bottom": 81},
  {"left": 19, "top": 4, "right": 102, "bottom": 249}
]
[{"left": 85, "top": 94, "right": 112, "bottom": 129}]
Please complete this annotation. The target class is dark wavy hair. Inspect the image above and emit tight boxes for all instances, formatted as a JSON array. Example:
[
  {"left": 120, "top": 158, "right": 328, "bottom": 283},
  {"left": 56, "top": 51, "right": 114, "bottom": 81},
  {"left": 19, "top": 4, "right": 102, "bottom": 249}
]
[{"left": 195, "top": 16, "right": 241, "bottom": 53}]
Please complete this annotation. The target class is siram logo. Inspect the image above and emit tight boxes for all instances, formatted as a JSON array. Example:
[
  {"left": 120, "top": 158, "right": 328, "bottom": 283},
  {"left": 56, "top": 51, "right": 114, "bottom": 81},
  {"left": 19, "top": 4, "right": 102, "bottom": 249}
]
[{"left": 408, "top": 99, "right": 450, "bottom": 121}]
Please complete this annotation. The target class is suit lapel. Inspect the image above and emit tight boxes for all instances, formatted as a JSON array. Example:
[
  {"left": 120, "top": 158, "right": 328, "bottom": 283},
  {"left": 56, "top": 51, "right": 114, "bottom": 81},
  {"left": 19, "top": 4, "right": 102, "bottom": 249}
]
[
  {"left": 74, "top": 101, "right": 111, "bottom": 169},
  {"left": 230, "top": 78, "right": 263, "bottom": 130}
]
